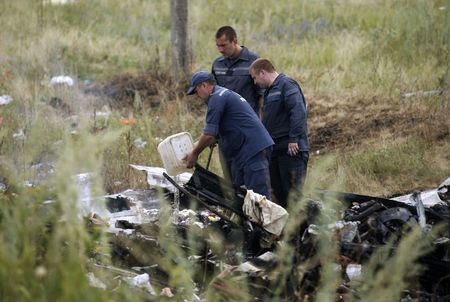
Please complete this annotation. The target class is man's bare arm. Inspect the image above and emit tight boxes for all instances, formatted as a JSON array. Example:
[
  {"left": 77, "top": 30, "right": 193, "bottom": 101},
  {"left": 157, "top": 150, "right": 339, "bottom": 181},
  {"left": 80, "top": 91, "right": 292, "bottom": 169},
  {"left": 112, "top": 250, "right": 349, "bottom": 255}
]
[{"left": 185, "top": 134, "right": 216, "bottom": 168}]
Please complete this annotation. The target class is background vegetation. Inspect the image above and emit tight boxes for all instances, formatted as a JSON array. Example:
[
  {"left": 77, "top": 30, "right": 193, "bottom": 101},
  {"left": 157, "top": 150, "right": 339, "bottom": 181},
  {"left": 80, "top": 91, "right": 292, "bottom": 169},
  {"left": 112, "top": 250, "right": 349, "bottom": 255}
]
[{"left": 0, "top": 0, "right": 449, "bottom": 301}]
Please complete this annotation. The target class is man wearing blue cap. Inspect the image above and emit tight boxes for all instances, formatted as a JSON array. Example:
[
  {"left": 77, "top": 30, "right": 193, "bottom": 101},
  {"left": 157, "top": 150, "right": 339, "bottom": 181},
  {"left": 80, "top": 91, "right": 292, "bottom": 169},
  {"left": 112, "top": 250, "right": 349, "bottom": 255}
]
[{"left": 185, "top": 71, "right": 274, "bottom": 199}]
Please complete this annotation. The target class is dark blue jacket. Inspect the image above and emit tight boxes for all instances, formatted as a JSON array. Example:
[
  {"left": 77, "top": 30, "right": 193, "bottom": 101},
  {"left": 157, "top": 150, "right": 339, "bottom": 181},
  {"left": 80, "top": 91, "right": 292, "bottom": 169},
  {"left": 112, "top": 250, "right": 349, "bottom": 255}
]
[
  {"left": 263, "top": 74, "right": 309, "bottom": 152},
  {"left": 211, "top": 47, "right": 263, "bottom": 113},
  {"left": 203, "top": 85, "right": 274, "bottom": 168}
]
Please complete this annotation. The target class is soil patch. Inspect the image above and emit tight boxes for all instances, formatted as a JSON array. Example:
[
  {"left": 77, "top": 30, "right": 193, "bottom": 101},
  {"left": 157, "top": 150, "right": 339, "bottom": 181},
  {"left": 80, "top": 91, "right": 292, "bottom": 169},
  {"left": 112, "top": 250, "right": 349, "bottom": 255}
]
[
  {"left": 308, "top": 95, "right": 450, "bottom": 152},
  {"left": 93, "top": 73, "right": 450, "bottom": 155}
]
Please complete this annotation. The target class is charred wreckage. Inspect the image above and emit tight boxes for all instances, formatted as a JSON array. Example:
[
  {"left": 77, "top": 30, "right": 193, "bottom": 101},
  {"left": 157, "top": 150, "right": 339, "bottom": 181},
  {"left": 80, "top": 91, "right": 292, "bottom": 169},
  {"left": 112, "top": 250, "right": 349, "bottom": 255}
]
[{"left": 91, "top": 163, "right": 450, "bottom": 301}]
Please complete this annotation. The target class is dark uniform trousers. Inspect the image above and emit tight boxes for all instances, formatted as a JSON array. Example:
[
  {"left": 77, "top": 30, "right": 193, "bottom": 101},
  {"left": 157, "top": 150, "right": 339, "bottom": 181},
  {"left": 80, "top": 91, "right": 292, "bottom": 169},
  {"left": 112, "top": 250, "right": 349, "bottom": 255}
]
[{"left": 270, "top": 150, "right": 309, "bottom": 208}]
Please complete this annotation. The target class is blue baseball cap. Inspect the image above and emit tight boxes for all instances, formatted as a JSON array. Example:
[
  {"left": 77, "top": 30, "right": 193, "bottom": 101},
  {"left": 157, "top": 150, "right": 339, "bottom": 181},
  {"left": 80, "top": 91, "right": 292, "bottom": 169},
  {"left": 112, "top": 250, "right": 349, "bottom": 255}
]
[{"left": 187, "top": 71, "right": 213, "bottom": 95}]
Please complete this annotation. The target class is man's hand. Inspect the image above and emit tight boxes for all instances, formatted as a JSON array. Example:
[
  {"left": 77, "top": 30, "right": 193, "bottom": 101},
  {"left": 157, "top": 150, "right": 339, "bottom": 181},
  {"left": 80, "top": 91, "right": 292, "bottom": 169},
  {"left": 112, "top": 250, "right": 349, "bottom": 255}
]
[
  {"left": 287, "top": 142, "right": 299, "bottom": 156},
  {"left": 183, "top": 134, "right": 216, "bottom": 169},
  {"left": 184, "top": 152, "right": 198, "bottom": 169}
]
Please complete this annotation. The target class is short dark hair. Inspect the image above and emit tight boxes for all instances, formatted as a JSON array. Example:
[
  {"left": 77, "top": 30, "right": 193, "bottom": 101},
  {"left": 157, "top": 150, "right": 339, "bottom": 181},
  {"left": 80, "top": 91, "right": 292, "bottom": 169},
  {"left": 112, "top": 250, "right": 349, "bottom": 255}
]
[
  {"left": 250, "top": 58, "right": 276, "bottom": 74},
  {"left": 215, "top": 26, "right": 237, "bottom": 42},
  {"left": 204, "top": 78, "right": 216, "bottom": 86}
]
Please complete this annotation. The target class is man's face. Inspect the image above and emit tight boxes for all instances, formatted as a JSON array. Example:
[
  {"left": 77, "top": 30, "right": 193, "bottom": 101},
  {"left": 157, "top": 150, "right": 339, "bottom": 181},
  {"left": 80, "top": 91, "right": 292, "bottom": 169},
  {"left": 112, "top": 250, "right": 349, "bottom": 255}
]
[
  {"left": 250, "top": 69, "right": 267, "bottom": 88},
  {"left": 195, "top": 82, "right": 210, "bottom": 101},
  {"left": 216, "top": 35, "right": 237, "bottom": 59}
]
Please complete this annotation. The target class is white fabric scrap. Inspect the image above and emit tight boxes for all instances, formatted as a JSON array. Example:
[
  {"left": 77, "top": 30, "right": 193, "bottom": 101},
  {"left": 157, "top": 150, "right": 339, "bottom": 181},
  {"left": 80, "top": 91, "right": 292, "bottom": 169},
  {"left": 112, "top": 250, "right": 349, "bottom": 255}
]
[
  {"left": 13, "top": 129, "right": 25, "bottom": 140},
  {"left": 50, "top": 75, "right": 74, "bottom": 87},
  {"left": 0, "top": 95, "right": 13, "bottom": 105},
  {"left": 242, "top": 190, "right": 289, "bottom": 236},
  {"left": 44, "top": 0, "right": 76, "bottom": 4},
  {"left": 127, "top": 273, "right": 156, "bottom": 295},
  {"left": 346, "top": 264, "right": 362, "bottom": 281}
]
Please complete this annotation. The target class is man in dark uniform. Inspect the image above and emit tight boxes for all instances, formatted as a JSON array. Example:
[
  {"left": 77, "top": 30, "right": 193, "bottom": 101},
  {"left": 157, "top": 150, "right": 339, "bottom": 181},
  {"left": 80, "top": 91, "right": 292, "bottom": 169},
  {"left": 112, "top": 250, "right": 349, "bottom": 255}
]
[
  {"left": 212, "top": 26, "right": 263, "bottom": 115},
  {"left": 185, "top": 71, "right": 273, "bottom": 199},
  {"left": 212, "top": 26, "right": 264, "bottom": 182},
  {"left": 250, "top": 59, "right": 309, "bottom": 208}
]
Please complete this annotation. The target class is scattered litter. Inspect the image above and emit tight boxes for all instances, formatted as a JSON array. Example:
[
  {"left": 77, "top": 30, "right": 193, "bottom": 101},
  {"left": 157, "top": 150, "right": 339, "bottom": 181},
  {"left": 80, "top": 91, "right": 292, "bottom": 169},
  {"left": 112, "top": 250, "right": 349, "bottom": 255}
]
[
  {"left": 392, "top": 176, "right": 450, "bottom": 207},
  {"left": 0, "top": 177, "right": 7, "bottom": 192},
  {"left": 133, "top": 137, "right": 147, "bottom": 149},
  {"left": 104, "top": 188, "right": 161, "bottom": 230},
  {"left": 50, "top": 75, "right": 74, "bottom": 87},
  {"left": 237, "top": 261, "right": 263, "bottom": 273},
  {"left": 0, "top": 95, "right": 12, "bottom": 105},
  {"left": 332, "top": 221, "right": 360, "bottom": 243},
  {"left": 160, "top": 287, "right": 174, "bottom": 298},
  {"left": 75, "top": 173, "right": 96, "bottom": 216},
  {"left": 34, "top": 265, "right": 48, "bottom": 279},
  {"left": 94, "top": 111, "right": 111, "bottom": 117},
  {"left": 129, "top": 164, "right": 191, "bottom": 191},
  {"left": 119, "top": 118, "right": 136, "bottom": 126},
  {"left": 12, "top": 129, "right": 25, "bottom": 140},
  {"left": 346, "top": 264, "right": 362, "bottom": 281},
  {"left": 86, "top": 272, "right": 107, "bottom": 290},
  {"left": 402, "top": 89, "right": 447, "bottom": 98},
  {"left": 126, "top": 273, "right": 156, "bottom": 295},
  {"left": 256, "top": 251, "right": 276, "bottom": 262},
  {"left": 44, "top": 0, "right": 76, "bottom": 4},
  {"left": 200, "top": 210, "right": 221, "bottom": 223}
]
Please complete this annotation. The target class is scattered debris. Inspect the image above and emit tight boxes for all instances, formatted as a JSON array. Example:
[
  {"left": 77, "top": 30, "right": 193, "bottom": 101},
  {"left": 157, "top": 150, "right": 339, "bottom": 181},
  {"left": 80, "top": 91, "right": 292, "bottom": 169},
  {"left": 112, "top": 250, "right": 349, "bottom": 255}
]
[
  {"left": 0, "top": 95, "right": 13, "bottom": 105},
  {"left": 86, "top": 272, "right": 107, "bottom": 290},
  {"left": 76, "top": 164, "right": 450, "bottom": 300},
  {"left": 12, "top": 129, "right": 25, "bottom": 140},
  {"left": 0, "top": 176, "right": 7, "bottom": 192},
  {"left": 392, "top": 176, "right": 450, "bottom": 207},
  {"left": 125, "top": 272, "right": 156, "bottom": 295},
  {"left": 129, "top": 164, "right": 191, "bottom": 190},
  {"left": 44, "top": 0, "right": 76, "bottom": 4},
  {"left": 49, "top": 75, "right": 74, "bottom": 87},
  {"left": 402, "top": 89, "right": 447, "bottom": 98},
  {"left": 133, "top": 137, "right": 147, "bottom": 149},
  {"left": 160, "top": 287, "right": 174, "bottom": 298}
]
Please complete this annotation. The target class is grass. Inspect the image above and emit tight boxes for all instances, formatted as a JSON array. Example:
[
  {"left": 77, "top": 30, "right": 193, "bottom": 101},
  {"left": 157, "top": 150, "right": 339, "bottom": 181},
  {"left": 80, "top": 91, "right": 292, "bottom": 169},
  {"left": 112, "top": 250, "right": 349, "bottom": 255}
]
[{"left": 0, "top": 0, "right": 449, "bottom": 301}]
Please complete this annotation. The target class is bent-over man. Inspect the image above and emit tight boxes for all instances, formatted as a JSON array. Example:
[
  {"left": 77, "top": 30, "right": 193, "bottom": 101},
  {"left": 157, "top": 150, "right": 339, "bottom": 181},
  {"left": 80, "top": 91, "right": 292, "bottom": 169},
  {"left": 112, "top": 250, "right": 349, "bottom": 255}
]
[{"left": 185, "top": 71, "right": 274, "bottom": 199}]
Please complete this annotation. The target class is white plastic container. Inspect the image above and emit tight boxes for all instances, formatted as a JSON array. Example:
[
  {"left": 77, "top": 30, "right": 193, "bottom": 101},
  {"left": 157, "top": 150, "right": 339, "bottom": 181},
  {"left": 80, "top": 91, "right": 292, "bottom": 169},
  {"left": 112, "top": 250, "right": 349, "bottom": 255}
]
[{"left": 157, "top": 132, "right": 194, "bottom": 176}]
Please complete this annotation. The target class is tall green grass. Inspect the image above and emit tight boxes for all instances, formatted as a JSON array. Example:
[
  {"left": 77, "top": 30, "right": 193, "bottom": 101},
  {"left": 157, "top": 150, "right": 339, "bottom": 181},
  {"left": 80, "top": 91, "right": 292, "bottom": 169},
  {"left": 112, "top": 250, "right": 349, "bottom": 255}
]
[{"left": 2, "top": 0, "right": 447, "bottom": 94}]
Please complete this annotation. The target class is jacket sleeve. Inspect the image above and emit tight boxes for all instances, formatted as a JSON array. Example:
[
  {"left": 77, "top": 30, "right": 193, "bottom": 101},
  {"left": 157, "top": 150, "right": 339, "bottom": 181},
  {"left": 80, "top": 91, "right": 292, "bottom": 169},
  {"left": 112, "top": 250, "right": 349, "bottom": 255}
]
[{"left": 283, "top": 81, "right": 307, "bottom": 144}]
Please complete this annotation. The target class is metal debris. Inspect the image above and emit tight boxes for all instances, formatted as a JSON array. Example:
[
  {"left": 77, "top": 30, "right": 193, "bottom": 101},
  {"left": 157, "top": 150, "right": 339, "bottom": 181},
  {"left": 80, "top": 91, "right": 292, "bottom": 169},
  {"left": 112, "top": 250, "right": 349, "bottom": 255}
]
[{"left": 80, "top": 166, "right": 450, "bottom": 300}]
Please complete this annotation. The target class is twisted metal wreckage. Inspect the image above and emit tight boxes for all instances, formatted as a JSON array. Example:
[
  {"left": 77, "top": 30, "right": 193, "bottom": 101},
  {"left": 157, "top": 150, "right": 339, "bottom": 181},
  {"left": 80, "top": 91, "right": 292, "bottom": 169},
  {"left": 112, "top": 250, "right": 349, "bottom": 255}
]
[{"left": 88, "top": 164, "right": 450, "bottom": 301}]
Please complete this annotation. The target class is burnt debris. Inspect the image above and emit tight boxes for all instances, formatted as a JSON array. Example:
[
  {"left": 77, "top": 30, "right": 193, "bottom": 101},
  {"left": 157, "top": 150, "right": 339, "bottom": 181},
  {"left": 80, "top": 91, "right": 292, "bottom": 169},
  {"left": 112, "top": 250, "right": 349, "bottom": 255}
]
[{"left": 94, "top": 167, "right": 450, "bottom": 301}]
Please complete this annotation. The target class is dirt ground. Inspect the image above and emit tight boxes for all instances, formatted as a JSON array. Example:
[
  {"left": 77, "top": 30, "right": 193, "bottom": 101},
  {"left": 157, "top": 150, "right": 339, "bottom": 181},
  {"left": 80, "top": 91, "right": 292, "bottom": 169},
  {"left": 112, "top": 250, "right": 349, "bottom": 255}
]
[
  {"left": 308, "top": 93, "right": 450, "bottom": 152},
  {"left": 94, "top": 72, "right": 449, "bottom": 151}
]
